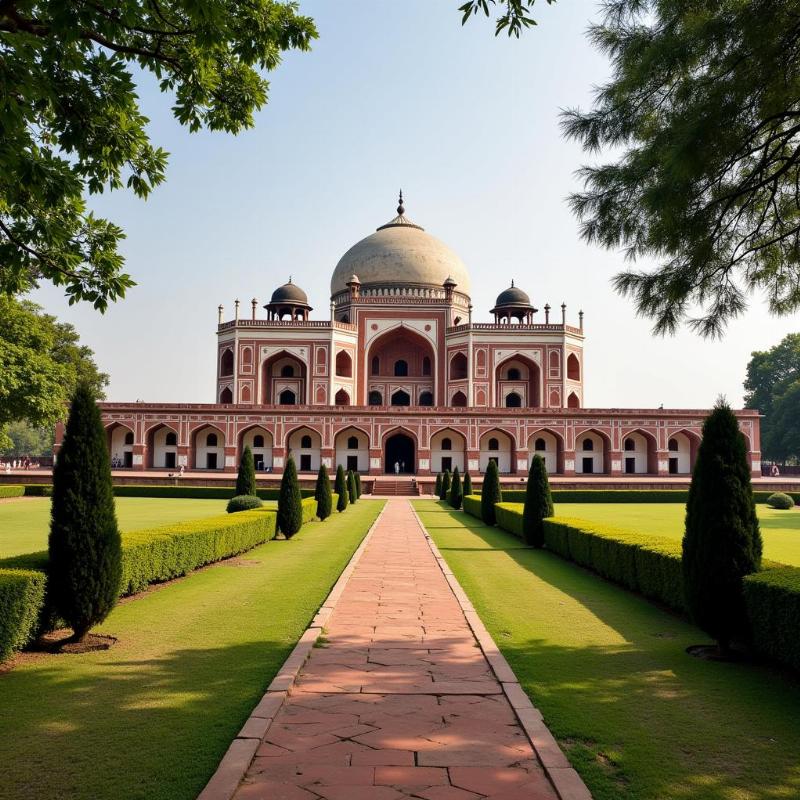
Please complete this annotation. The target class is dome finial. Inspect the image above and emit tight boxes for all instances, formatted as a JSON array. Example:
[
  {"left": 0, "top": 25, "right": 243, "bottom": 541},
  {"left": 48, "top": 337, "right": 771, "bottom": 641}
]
[
  {"left": 511, "top": 279, "right": 515, "bottom": 287},
  {"left": 397, "top": 189, "right": 405, "bottom": 216}
]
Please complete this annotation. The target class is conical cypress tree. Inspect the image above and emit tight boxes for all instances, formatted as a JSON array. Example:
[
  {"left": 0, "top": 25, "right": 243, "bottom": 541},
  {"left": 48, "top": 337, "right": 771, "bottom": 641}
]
[
  {"left": 463, "top": 472, "right": 473, "bottom": 497},
  {"left": 682, "top": 400, "right": 762, "bottom": 654},
  {"left": 435, "top": 473, "right": 442, "bottom": 497},
  {"left": 448, "top": 466, "right": 463, "bottom": 509},
  {"left": 440, "top": 469, "right": 451, "bottom": 501},
  {"left": 354, "top": 472, "right": 362, "bottom": 498},
  {"left": 481, "top": 459, "right": 503, "bottom": 525},
  {"left": 49, "top": 384, "right": 122, "bottom": 642},
  {"left": 347, "top": 470, "right": 358, "bottom": 504},
  {"left": 335, "top": 464, "right": 349, "bottom": 512},
  {"left": 236, "top": 445, "right": 257, "bottom": 497},
  {"left": 277, "top": 456, "right": 303, "bottom": 537},
  {"left": 315, "top": 464, "right": 332, "bottom": 521},
  {"left": 523, "top": 455, "right": 553, "bottom": 547}
]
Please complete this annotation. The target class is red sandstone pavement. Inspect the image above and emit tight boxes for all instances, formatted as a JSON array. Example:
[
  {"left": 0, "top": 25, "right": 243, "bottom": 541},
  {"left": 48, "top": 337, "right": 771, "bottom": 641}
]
[{"left": 220, "top": 499, "right": 589, "bottom": 800}]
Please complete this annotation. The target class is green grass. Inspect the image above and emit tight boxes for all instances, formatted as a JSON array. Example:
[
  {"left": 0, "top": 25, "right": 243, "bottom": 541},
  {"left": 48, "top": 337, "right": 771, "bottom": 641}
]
[
  {"left": 555, "top": 503, "right": 800, "bottom": 567},
  {"left": 0, "top": 497, "right": 230, "bottom": 558},
  {"left": 0, "top": 500, "right": 384, "bottom": 800},
  {"left": 414, "top": 500, "right": 800, "bottom": 800}
]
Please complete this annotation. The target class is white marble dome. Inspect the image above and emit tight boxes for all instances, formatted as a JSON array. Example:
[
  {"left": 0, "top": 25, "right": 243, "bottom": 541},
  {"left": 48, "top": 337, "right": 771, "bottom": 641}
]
[{"left": 330, "top": 201, "right": 471, "bottom": 298}]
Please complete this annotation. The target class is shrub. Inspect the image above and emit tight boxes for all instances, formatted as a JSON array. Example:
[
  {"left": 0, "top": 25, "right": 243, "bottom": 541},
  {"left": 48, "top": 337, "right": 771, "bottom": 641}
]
[
  {"left": 683, "top": 400, "right": 762, "bottom": 652},
  {"left": 744, "top": 567, "right": 800, "bottom": 673},
  {"left": 301, "top": 496, "right": 318, "bottom": 525},
  {"left": 49, "top": 384, "right": 122, "bottom": 642},
  {"left": 440, "top": 470, "right": 451, "bottom": 501},
  {"left": 0, "top": 569, "right": 46, "bottom": 661},
  {"left": 523, "top": 455, "right": 553, "bottom": 548},
  {"left": 277, "top": 457, "right": 303, "bottom": 537},
  {"left": 23, "top": 484, "right": 52, "bottom": 497},
  {"left": 463, "top": 495, "right": 482, "bottom": 519},
  {"left": 767, "top": 492, "right": 795, "bottom": 510},
  {"left": 355, "top": 472, "right": 362, "bottom": 498},
  {"left": 463, "top": 472, "right": 472, "bottom": 497},
  {"left": 315, "top": 464, "right": 332, "bottom": 521},
  {"left": 226, "top": 494, "right": 263, "bottom": 513},
  {"left": 481, "top": 460, "right": 502, "bottom": 526},
  {"left": 347, "top": 470, "right": 357, "bottom": 504},
  {"left": 448, "top": 467, "right": 463, "bottom": 509},
  {"left": 0, "top": 485, "right": 24, "bottom": 498},
  {"left": 335, "top": 465, "right": 349, "bottom": 512},
  {"left": 435, "top": 473, "right": 442, "bottom": 497},
  {"left": 235, "top": 445, "right": 257, "bottom": 497}
]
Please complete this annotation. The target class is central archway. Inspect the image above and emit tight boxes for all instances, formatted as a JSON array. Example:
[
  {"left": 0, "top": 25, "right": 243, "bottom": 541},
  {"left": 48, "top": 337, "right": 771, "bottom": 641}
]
[{"left": 385, "top": 433, "right": 415, "bottom": 474}]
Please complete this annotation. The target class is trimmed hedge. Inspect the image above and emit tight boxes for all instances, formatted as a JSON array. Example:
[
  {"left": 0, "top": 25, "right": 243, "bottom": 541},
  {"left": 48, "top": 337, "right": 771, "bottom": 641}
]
[
  {"left": 463, "top": 495, "right": 482, "bottom": 519},
  {"left": 0, "top": 485, "right": 25, "bottom": 498},
  {"left": 111, "top": 485, "right": 314, "bottom": 500},
  {"left": 22, "top": 484, "right": 52, "bottom": 497},
  {"left": 118, "top": 510, "right": 277, "bottom": 594},
  {"left": 0, "top": 569, "right": 47, "bottom": 661},
  {"left": 495, "top": 488, "right": 800, "bottom": 504},
  {"left": 744, "top": 567, "right": 800, "bottom": 672},
  {"left": 301, "top": 496, "right": 318, "bottom": 525},
  {"left": 495, "top": 503, "right": 525, "bottom": 539}
]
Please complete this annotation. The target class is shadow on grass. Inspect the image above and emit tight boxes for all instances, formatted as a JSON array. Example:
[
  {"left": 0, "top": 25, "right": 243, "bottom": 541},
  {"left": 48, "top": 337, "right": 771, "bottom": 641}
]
[
  {"left": 0, "top": 638, "right": 290, "bottom": 800},
  {"left": 415, "top": 500, "right": 800, "bottom": 800}
]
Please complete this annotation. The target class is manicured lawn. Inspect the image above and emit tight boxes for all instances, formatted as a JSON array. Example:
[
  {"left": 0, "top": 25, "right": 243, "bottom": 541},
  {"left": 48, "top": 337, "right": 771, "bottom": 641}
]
[
  {"left": 414, "top": 500, "right": 800, "bottom": 800},
  {"left": 555, "top": 502, "right": 800, "bottom": 566},
  {"left": 0, "top": 497, "right": 230, "bottom": 558},
  {"left": 0, "top": 500, "right": 384, "bottom": 800}
]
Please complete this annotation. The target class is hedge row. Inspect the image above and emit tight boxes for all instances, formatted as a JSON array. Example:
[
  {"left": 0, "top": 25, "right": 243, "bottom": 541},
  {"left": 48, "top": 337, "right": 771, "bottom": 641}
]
[
  {"left": 18, "top": 484, "right": 317, "bottom": 500},
  {"left": 463, "top": 495, "right": 482, "bottom": 519},
  {"left": 744, "top": 568, "right": 800, "bottom": 673},
  {"left": 495, "top": 488, "right": 800, "bottom": 504},
  {"left": 488, "top": 502, "right": 800, "bottom": 673},
  {"left": 0, "top": 485, "right": 25, "bottom": 499},
  {"left": 0, "top": 509, "right": 278, "bottom": 660},
  {"left": 0, "top": 569, "right": 47, "bottom": 662}
]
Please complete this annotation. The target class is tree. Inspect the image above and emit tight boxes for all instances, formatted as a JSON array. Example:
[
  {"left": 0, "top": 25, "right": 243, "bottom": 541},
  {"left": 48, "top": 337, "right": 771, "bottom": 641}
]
[
  {"left": 448, "top": 466, "right": 462, "bottom": 509},
  {"left": 0, "top": 421, "right": 53, "bottom": 456},
  {"left": 48, "top": 383, "right": 122, "bottom": 642},
  {"left": 561, "top": 3, "right": 800, "bottom": 337},
  {"left": 334, "top": 464, "right": 348, "bottom": 512},
  {"left": 277, "top": 456, "right": 303, "bottom": 538},
  {"left": 435, "top": 472, "right": 443, "bottom": 497},
  {"left": 744, "top": 334, "right": 800, "bottom": 462},
  {"left": 440, "top": 470, "right": 451, "bottom": 502},
  {"left": 481, "top": 459, "right": 502, "bottom": 525},
  {"left": 768, "top": 381, "right": 800, "bottom": 464},
  {"left": 0, "top": 296, "right": 108, "bottom": 449},
  {"left": 0, "top": 1, "right": 316, "bottom": 309},
  {"left": 463, "top": 471, "right": 473, "bottom": 497},
  {"left": 354, "top": 472, "right": 362, "bottom": 498},
  {"left": 315, "top": 463, "right": 332, "bottom": 521},
  {"left": 235, "top": 445, "right": 257, "bottom": 497},
  {"left": 522, "top": 455, "right": 553, "bottom": 547},
  {"left": 459, "top": 0, "right": 556, "bottom": 37},
  {"left": 347, "top": 470, "right": 357, "bottom": 504},
  {"left": 682, "top": 400, "right": 762, "bottom": 655}
]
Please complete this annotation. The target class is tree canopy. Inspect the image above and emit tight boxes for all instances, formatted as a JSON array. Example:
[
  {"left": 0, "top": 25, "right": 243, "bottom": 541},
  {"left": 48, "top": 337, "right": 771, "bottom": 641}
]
[
  {"left": 0, "top": 295, "right": 108, "bottom": 449},
  {"left": 562, "top": 1, "right": 800, "bottom": 337},
  {"left": 0, "top": 0, "right": 316, "bottom": 309},
  {"left": 744, "top": 333, "right": 800, "bottom": 462},
  {"left": 459, "top": 0, "right": 555, "bottom": 37}
]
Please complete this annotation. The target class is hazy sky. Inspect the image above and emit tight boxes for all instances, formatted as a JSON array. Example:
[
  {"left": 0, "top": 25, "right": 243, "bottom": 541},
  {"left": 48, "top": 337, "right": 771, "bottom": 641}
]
[{"left": 31, "top": 0, "right": 798, "bottom": 408}]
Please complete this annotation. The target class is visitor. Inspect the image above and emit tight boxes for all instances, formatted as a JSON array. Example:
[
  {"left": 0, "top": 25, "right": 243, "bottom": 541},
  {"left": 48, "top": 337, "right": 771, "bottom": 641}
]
[
  {"left": 179, "top": 464, "right": 185, "bottom": 477},
  {"left": 401, "top": 460, "right": 405, "bottom": 473},
  {"left": 771, "top": 464, "right": 781, "bottom": 477},
  {"left": 394, "top": 461, "right": 400, "bottom": 475}
]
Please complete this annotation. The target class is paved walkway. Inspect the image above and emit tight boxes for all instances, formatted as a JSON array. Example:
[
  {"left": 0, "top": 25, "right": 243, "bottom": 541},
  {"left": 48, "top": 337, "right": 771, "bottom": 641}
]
[{"left": 231, "top": 499, "right": 566, "bottom": 800}]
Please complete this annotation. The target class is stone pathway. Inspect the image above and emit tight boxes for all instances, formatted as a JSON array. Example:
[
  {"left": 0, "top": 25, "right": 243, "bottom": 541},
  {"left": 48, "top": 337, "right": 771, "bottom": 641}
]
[{"left": 228, "top": 499, "right": 584, "bottom": 800}]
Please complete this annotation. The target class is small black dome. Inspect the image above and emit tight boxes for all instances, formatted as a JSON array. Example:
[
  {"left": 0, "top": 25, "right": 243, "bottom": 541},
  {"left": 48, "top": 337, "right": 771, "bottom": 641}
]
[
  {"left": 270, "top": 280, "right": 308, "bottom": 305},
  {"left": 494, "top": 282, "right": 531, "bottom": 307}
]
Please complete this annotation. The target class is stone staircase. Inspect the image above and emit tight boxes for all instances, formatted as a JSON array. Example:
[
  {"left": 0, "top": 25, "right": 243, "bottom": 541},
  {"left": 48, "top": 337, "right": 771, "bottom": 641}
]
[{"left": 372, "top": 478, "right": 419, "bottom": 496}]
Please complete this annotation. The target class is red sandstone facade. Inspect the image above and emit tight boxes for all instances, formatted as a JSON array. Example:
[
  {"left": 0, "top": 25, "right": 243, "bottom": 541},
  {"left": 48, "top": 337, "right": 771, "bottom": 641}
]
[{"left": 95, "top": 199, "right": 762, "bottom": 478}]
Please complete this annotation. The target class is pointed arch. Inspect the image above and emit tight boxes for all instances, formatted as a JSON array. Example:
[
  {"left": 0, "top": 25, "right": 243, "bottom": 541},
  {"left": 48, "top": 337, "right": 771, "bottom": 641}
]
[
  {"left": 567, "top": 353, "right": 581, "bottom": 381},
  {"left": 334, "top": 388, "right": 351, "bottom": 406},
  {"left": 667, "top": 429, "right": 701, "bottom": 474},
  {"left": 238, "top": 424, "right": 273, "bottom": 471},
  {"left": 382, "top": 426, "right": 419, "bottom": 475},
  {"left": 575, "top": 428, "right": 611, "bottom": 475},
  {"left": 526, "top": 428, "right": 564, "bottom": 474},
  {"left": 145, "top": 422, "right": 180, "bottom": 469},
  {"left": 620, "top": 428, "right": 658, "bottom": 474},
  {"left": 334, "top": 425, "right": 370, "bottom": 473},
  {"left": 106, "top": 422, "right": 135, "bottom": 468},
  {"left": 495, "top": 353, "right": 541, "bottom": 408},
  {"left": 261, "top": 349, "right": 308, "bottom": 405},
  {"left": 191, "top": 423, "right": 226, "bottom": 470},
  {"left": 479, "top": 428, "right": 516, "bottom": 474},
  {"left": 220, "top": 348, "right": 234, "bottom": 377},
  {"left": 430, "top": 428, "right": 467, "bottom": 473},
  {"left": 286, "top": 425, "right": 322, "bottom": 472}
]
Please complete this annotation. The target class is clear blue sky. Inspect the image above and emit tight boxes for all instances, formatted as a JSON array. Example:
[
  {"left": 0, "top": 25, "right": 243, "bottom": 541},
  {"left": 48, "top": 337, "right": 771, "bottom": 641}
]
[{"left": 32, "top": 0, "right": 798, "bottom": 408}]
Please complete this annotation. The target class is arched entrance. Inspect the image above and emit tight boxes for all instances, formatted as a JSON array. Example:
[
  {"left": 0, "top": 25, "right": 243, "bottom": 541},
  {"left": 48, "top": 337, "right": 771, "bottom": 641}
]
[{"left": 385, "top": 433, "right": 415, "bottom": 474}]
